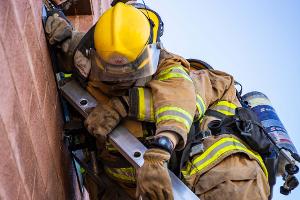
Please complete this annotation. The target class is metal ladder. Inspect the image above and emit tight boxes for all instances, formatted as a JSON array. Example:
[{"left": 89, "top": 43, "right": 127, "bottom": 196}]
[{"left": 59, "top": 79, "right": 199, "bottom": 200}]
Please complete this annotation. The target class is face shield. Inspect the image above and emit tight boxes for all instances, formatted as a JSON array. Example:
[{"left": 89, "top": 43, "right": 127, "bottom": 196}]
[{"left": 90, "top": 43, "right": 162, "bottom": 81}]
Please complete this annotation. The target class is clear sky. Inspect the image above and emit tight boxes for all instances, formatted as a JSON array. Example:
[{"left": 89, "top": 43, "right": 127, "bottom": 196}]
[{"left": 145, "top": 0, "right": 300, "bottom": 199}]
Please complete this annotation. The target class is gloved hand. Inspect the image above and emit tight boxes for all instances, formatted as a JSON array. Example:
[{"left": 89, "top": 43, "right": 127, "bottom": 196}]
[
  {"left": 84, "top": 104, "right": 121, "bottom": 141},
  {"left": 136, "top": 148, "right": 173, "bottom": 200},
  {"left": 45, "top": 13, "right": 72, "bottom": 45}
]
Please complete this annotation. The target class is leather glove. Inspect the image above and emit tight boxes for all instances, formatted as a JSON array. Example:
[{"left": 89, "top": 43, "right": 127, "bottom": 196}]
[
  {"left": 45, "top": 13, "right": 72, "bottom": 45},
  {"left": 84, "top": 97, "right": 128, "bottom": 141},
  {"left": 84, "top": 104, "right": 121, "bottom": 141},
  {"left": 136, "top": 148, "right": 173, "bottom": 200}
]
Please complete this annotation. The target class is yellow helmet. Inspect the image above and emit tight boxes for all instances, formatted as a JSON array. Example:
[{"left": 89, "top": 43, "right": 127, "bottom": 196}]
[{"left": 92, "top": 2, "right": 164, "bottom": 81}]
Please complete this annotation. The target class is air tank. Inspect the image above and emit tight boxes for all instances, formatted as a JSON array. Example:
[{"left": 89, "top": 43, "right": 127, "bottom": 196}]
[{"left": 242, "top": 91, "right": 297, "bottom": 154}]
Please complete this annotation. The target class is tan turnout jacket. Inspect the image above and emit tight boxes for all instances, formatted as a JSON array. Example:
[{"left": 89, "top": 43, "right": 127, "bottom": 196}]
[{"left": 60, "top": 29, "right": 269, "bottom": 199}]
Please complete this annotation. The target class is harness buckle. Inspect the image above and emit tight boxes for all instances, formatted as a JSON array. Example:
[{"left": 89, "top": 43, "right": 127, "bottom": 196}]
[
  {"left": 199, "top": 130, "right": 212, "bottom": 140},
  {"left": 236, "top": 119, "right": 253, "bottom": 137},
  {"left": 189, "top": 143, "right": 204, "bottom": 157}
]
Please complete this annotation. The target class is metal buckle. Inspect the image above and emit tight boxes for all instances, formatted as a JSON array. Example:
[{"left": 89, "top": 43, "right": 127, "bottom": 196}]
[
  {"left": 200, "top": 130, "right": 212, "bottom": 140},
  {"left": 189, "top": 143, "right": 204, "bottom": 157}
]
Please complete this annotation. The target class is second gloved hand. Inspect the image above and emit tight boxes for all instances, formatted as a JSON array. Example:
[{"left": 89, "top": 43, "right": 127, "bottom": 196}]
[
  {"left": 84, "top": 104, "right": 121, "bottom": 141},
  {"left": 45, "top": 13, "right": 72, "bottom": 45},
  {"left": 136, "top": 148, "right": 173, "bottom": 200}
]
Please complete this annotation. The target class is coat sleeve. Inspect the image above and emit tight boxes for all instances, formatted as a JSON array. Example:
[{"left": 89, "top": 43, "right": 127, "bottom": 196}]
[
  {"left": 147, "top": 50, "right": 196, "bottom": 150},
  {"left": 190, "top": 69, "right": 242, "bottom": 130}
]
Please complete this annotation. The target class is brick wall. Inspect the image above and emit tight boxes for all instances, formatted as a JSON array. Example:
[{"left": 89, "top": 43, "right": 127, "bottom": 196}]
[
  {"left": 0, "top": 0, "right": 109, "bottom": 199},
  {"left": 0, "top": 0, "right": 69, "bottom": 199}
]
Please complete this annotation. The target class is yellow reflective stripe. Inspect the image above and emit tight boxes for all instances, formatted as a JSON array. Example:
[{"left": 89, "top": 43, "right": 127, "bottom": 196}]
[
  {"left": 106, "top": 146, "right": 118, "bottom": 151},
  {"left": 182, "top": 137, "right": 268, "bottom": 178},
  {"left": 158, "top": 65, "right": 188, "bottom": 76},
  {"left": 136, "top": 88, "right": 155, "bottom": 122},
  {"left": 211, "top": 101, "right": 238, "bottom": 116},
  {"left": 156, "top": 115, "right": 191, "bottom": 130},
  {"left": 63, "top": 73, "right": 72, "bottom": 78},
  {"left": 157, "top": 66, "right": 192, "bottom": 82},
  {"left": 138, "top": 88, "right": 145, "bottom": 120},
  {"left": 156, "top": 106, "right": 193, "bottom": 121},
  {"left": 217, "top": 110, "right": 235, "bottom": 116},
  {"left": 195, "top": 94, "right": 206, "bottom": 120},
  {"left": 156, "top": 106, "right": 193, "bottom": 130},
  {"left": 157, "top": 72, "right": 192, "bottom": 82},
  {"left": 215, "top": 101, "right": 237, "bottom": 109},
  {"left": 105, "top": 167, "right": 136, "bottom": 182},
  {"left": 79, "top": 167, "right": 85, "bottom": 174},
  {"left": 191, "top": 145, "right": 268, "bottom": 178}
]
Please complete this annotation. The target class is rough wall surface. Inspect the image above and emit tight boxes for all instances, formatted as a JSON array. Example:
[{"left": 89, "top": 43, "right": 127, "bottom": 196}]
[
  {"left": 0, "top": 0, "right": 109, "bottom": 199},
  {"left": 0, "top": 0, "right": 70, "bottom": 199}
]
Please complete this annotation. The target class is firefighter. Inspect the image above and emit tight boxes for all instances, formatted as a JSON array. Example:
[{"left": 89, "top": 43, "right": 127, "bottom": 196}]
[{"left": 45, "top": 2, "right": 270, "bottom": 200}]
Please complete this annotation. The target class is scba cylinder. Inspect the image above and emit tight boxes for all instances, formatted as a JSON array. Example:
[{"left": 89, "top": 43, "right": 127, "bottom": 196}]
[{"left": 242, "top": 91, "right": 297, "bottom": 155}]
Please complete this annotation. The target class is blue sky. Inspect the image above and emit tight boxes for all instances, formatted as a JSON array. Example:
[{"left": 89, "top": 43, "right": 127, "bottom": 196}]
[{"left": 145, "top": 0, "right": 300, "bottom": 199}]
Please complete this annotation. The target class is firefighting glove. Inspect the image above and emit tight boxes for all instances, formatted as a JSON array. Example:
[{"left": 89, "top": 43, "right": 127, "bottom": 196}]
[
  {"left": 45, "top": 13, "right": 72, "bottom": 45},
  {"left": 136, "top": 148, "right": 173, "bottom": 200},
  {"left": 84, "top": 98, "right": 128, "bottom": 142}
]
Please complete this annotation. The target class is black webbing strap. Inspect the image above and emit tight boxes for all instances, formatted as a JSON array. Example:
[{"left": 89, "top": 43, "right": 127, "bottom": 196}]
[
  {"left": 169, "top": 124, "right": 204, "bottom": 178},
  {"left": 205, "top": 109, "right": 228, "bottom": 120}
]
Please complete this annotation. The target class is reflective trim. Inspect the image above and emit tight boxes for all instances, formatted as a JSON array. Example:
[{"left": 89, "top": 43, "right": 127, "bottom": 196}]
[
  {"left": 137, "top": 88, "right": 155, "bottom": 122},
  {"left": 211, "top": 101, "right": 237, "bottom": 116},
  {"left": 195, "top": 94, "right": 206, "bottom": 121},
  {"left": 138, "top": 88, "right": 145, "bottom": 120},
  {"left": 156, "top": 66, "right": 192, "bottom": 82},
  {"left": 143, "top": 88, "right": 155, "bottom": 122},
  {"left": 63, "top": 73, "right": 72, "bottom": 78},
  {"left": 105, "top": 167, "right": 136, "bottom": 182},
  {"left": 105, "top": 142, "right": 118, "bottom": 152},
  {"left": 79, "top": 167, "right": 85, "bottom": 174},
  {"left": 181, "top": 137, "right": 268, "bottom": 178},
  {"left": 156, "top": 106, "right": 193, "bottom": 130}
]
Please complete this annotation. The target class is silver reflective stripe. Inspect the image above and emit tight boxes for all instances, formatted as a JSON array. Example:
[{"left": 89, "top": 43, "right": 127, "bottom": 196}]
[
  {"left": 210, "top": 101, "right": 238, "bottom": 116},
  {"left": 156, "top": 110, "right": 193, "bottom": 127},
  {"left": 156, "top": 106, "right": 193, "bottom": 130},
  {"left": 156, "top": 110, "right": 192, "bottom": 124},
  {"left": 156, "top": 66, "right": 192, "bottom": 82},
  {"left": 212, "top": 105, "right": 236, "bottom": 115},
  {"left": 196, "top": 94, "right": 206, "bottom": 119},
  {"left": 143, "top": 88, "right": 155, "bottom": 122}
]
